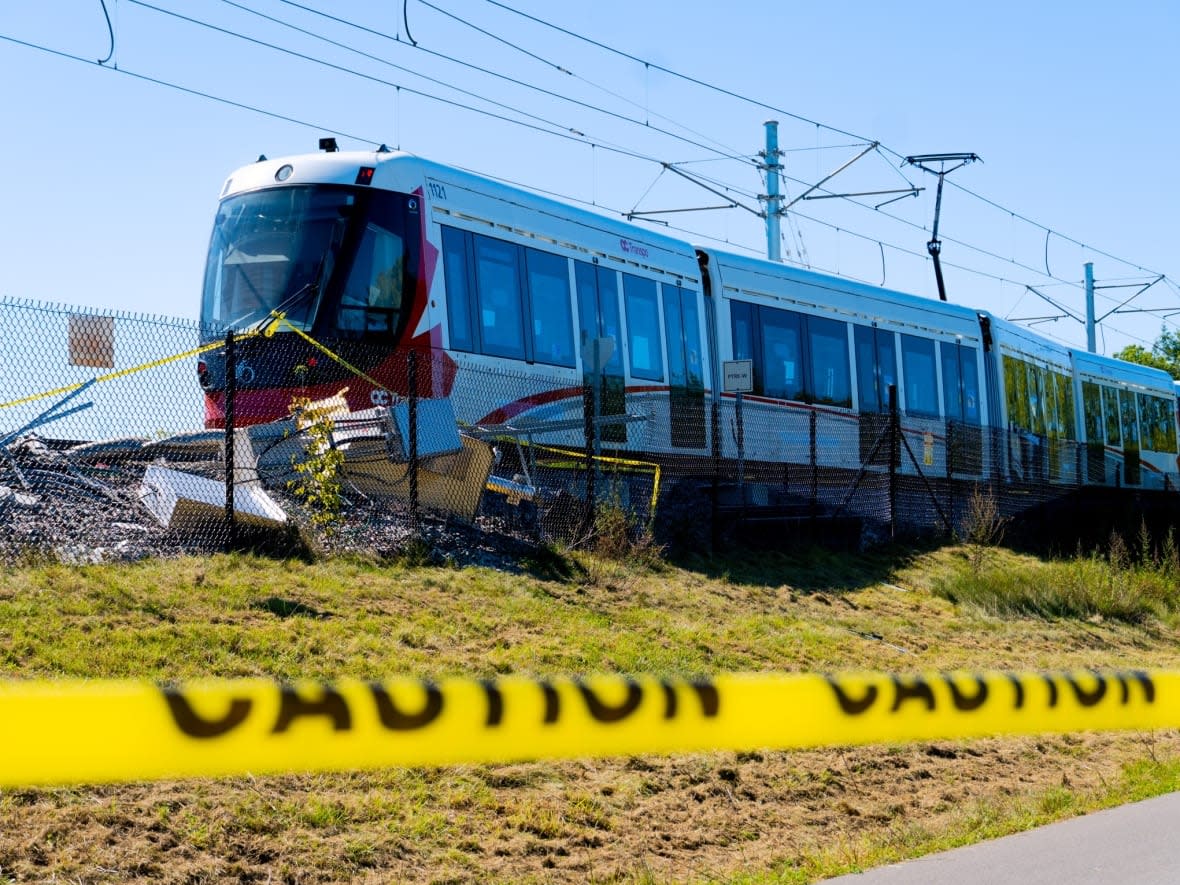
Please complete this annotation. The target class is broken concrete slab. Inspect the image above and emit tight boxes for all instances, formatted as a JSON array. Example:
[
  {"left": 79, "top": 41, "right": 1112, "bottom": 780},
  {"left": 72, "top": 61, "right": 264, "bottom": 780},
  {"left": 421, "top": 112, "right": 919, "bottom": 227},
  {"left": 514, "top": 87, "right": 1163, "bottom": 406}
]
[
  {"left": 0, "top": 485, "right": 40, "bottom": 509},
  {"left": 138, "top": 465, "right": 287, "bottom": 532}
]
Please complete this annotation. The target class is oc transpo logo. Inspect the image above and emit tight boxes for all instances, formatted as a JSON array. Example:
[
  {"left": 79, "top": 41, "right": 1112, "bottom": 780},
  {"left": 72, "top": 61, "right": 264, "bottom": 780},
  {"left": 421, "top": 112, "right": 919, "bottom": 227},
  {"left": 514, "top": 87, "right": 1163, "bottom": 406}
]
[{"left": 619, "top": 238, "right": 649, "bottom": 258}]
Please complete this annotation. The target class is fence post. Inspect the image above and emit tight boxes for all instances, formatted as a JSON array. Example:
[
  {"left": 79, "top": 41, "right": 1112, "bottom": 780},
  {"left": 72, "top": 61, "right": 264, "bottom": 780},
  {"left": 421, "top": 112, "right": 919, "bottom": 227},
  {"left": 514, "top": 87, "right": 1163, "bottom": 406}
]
[
  {"left": 888, "top": 384, "right": 898, "bottom": 540},
  {"left": 224, "top": 329, "right": 237, "bottom": 549},
  {"left": 408, "top": 349, "right": 419, "bottom": 533},
  {"left": 946, "top": 419, "right": 955, "bottom": 536},
  {"left": 809, "top": 408, "right": 818, "bottom": 515}
]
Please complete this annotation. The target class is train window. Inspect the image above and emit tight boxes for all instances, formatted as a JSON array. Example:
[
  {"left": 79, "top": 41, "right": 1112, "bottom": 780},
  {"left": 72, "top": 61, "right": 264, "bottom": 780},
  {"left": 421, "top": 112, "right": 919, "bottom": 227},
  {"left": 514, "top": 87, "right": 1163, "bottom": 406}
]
[
  {"left": 442, "top": 227, "right": 475, "bottom": 353},
  {"left": 337, "top": 223, "right": 404, "bottom": 335},
  {"left": 855, "top": 326, "right": 897, "bottom": 413},
  {"left": 1120, "top": 390, "right": 1141, "bottom": 484},
  {"left": 1102, "top": 386, "right": 1122, "bottom": 446},
  {"left": 623, "top": 274, "right": 664, "bottom": 381},
  {"left": 1027, "top": 365, "right": 1047, "bottom": 436},
  {"left": 664, "top": 285, "right": 706, "bottom": 448},
  {"left": 664, "top": 287, "right": 686, "bottom": 389},
  {"left": 761, "top": 309, "right": 803, "bottom": 400},
  {"left": 807, "top": 316, "right": 851, "bottom": 407},
  {"left": 1052, "top": 370, "right": 1076, "bottom": 440},
  {"left": 1162, "top": 397, "right": 1178, "bottom": 452},
  {"left": 941, "top": 342, "right": 981, "bottom": 424},
  {"left": 900, "top": 334, "right": 938, "bottom": 417},
  {"left": 1139, "top": 394, "right": 1177, "bottom": 453},
  {"left": 524, "top": 248, "right": 575, "bottom": 367},
  {"left": 1082, "top": 381, "right": 1103, "bottom": 443},
  {"left": 730, "top": 301, "right": 755, "bottom": 363},
  {"left": 575, "top": 262, "right": 624, "bottom": 373},
  {"left": 473, "top": 234, "right": 526, "bottom": 360},
  {"left": 1003, "top": 356, "right": 1029, "bottom": 430}
]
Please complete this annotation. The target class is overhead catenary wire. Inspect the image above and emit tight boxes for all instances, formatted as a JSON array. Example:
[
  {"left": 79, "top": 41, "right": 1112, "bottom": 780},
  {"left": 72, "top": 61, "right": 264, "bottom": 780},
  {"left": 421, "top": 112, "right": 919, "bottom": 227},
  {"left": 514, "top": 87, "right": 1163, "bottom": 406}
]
[
  {"left": 477, "top": 0, "right": 1178, "bottom": 321},
  {"left": 230, "top": 0, "right": 758, "bottom": 168},
  {"left": 184, "top": 1, "right": 1180, "bottom": 330},
  {"left": 3, "top": 2, "right": 1175, "bottom": 352}
]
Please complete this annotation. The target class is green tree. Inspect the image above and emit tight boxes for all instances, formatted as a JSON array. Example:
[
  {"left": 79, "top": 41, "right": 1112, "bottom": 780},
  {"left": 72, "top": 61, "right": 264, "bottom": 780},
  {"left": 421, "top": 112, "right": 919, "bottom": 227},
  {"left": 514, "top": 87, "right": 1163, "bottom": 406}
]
[{"left": 1115, "top": 328, "right": 1180, "bottom": 379}]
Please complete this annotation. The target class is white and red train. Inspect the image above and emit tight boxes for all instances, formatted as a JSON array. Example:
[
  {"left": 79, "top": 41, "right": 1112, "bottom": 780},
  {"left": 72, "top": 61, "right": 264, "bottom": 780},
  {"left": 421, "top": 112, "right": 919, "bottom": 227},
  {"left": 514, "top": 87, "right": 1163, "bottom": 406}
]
[{"left": 197, "top": 144, "right": 1180, "bottom": 490}]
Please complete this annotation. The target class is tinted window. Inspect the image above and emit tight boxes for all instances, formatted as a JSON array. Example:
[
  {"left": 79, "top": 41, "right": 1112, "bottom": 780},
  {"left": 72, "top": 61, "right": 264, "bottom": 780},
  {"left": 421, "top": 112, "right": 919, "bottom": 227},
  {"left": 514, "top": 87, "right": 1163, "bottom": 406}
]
[
  {"left": 941, "top": 341, "right": 982, "bottom": 425},
  {"left": 442, "top": 227, "right": 473, "bottom": 352},
  {"left": 338, "top": 223, "right": 404, "bottom": 335},
  {"left": 730, "top": 301, "right": 754, "bottom": 362},
  {"left": 901, "top": 334, "right": 938, "bottom": 417},
  {"left": 1103, "top": 386, "right": 1122, "bottom": 445},
  {"left": 679, "top": 289, "right": 703, "bottom": 387},
  {"left": 1082, "top": 381, "right": 1102, "bottom": 444},
  {"left": 473, "top": 235, "right": 525, "bottom": 359},
  {"left": 761, "top": 310, "right": 803, "bottom": 400},
  {"left": 525, "top": 248, "right": 574, "bottom": 367},
  {"left": 807, "top": 315, "right": 850, "bottom": 407},
  {"left": 576, "top": 262, "right": 624, "bottom": 373},
  {"left": 623, "top": 274, "right": 663, "bottom": 381}
]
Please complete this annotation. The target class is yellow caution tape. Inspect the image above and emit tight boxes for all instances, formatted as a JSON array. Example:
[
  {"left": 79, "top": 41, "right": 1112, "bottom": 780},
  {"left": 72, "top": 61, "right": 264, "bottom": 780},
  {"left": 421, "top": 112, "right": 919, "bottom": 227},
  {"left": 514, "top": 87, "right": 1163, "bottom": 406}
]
[
  {"left": 0, "top": 337, "right": 243, "bottom": 412},
  {"left": 513, "top": 441, "right": 662, "bottom": 514},
  {"left": 269, "top": 314, "right": 389, "bottom": 393},
  {"left": 0, "top": 310, "right": 393, "bottom": 414},
  {"left": 0, "top": 669, "right": 1171, "bottom": 786}
]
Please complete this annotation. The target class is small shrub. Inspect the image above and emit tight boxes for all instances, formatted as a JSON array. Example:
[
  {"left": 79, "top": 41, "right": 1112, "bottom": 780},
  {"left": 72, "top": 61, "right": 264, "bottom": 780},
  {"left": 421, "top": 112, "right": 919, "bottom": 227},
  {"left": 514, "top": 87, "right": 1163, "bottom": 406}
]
[
  {"left": 960, "top": 485, "right": 1008, "bottom": 573},
  {"left": 585, "top": 496, "right": 662, "bottom": 565},
  {"left": 287, "top": 396, "right": 346, "bottom": 530}
]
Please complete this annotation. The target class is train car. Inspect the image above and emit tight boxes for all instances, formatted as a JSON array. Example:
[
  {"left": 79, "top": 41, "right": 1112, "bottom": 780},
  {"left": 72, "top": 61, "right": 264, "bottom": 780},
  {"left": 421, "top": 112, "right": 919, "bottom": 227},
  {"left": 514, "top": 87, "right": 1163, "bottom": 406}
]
[
  {"left": 196, "top": 142, "right": 1179, "bottom": 495},
  {"left": 1071, "top": 350, "right": 1178, "bottom": 488},
  {"left": 701, "top": 251, "right": 988, "bottom": 479},
  {"left": 197, "top": 145, "right": 709, "bottom": 462}
]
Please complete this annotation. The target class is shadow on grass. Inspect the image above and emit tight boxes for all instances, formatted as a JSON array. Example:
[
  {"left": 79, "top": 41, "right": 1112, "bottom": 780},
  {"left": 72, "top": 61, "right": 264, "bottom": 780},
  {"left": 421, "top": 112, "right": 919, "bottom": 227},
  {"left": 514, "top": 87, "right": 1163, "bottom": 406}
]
[
  {"left": 668, "top": 541, "right": 931, "bottom": 595},
  {"left": 251, "top": 596, "right": 332, "bottom": 619}
]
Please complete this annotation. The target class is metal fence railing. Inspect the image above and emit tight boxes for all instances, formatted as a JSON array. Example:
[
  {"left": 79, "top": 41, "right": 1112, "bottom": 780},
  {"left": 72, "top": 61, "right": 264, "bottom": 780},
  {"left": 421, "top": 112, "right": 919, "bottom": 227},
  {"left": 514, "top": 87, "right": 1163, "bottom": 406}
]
[{"left": 0, "top": 297, "right": 1176, "bottom": 563}]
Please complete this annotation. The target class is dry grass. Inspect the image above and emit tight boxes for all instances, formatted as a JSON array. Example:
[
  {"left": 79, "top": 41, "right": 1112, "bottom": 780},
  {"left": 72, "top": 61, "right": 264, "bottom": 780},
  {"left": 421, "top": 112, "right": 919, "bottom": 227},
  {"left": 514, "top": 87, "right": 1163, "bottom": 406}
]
[{"left": 0, "top": 544, "right": 1179, "bottom": 882}]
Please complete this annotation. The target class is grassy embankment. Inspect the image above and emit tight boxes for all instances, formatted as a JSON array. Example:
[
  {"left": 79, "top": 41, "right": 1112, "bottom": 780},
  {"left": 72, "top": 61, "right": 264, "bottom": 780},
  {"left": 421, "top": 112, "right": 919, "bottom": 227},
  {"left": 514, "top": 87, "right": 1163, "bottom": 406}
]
[{"left": 1, "top": 533, "right": 1180, "bottom": 883}]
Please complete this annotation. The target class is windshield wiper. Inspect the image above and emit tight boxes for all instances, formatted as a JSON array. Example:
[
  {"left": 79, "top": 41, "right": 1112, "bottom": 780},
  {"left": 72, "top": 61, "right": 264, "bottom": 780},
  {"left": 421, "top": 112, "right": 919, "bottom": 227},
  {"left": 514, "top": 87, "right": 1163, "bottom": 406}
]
[{"left": 243, "top": 245, "right": 335, "bottom": 335}]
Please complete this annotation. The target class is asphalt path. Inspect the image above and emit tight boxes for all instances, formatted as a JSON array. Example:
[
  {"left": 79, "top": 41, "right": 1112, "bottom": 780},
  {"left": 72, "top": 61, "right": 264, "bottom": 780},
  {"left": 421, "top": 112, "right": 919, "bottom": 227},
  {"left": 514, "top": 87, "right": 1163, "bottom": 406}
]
[{"left": 823, "top": 791, "right": 1180, "bottom": 884}]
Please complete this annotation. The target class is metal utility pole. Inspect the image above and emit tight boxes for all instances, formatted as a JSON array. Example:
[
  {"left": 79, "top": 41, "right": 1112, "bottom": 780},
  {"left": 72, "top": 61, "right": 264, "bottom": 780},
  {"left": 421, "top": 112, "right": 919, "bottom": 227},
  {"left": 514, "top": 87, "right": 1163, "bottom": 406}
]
[
  {"left": 762, "top": 120, "right": 783, "bottom": 262},
  {"left": 1084, "top": 262, "right": 1096, "bottom": 353},
  {"left": 903, "top": 153, "right": 980, "bottom": 301}
]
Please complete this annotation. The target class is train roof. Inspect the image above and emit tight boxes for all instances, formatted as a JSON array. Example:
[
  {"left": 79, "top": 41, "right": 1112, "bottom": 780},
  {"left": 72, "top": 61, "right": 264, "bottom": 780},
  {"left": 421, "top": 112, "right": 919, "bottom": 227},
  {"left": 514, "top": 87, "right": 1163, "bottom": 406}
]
[
  {"left": 220, "top": 149, "right": 701, "bottom": 280},
  {"left": 1071, "top": 348, "right": 1177, "bottom": 393},
  {"left": 701, "top": 247, "right": 985, "bottom": 336}
]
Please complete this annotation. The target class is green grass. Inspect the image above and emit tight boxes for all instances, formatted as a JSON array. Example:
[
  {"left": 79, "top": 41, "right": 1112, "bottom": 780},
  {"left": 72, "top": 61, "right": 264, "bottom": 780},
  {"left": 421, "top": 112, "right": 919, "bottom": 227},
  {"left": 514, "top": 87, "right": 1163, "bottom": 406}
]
[
  {"left": 933, "top": 548, "right": 1180, "bottom": 624},
  {"left": 2, "top": 542, "right": 1180, "bottom": 883}
]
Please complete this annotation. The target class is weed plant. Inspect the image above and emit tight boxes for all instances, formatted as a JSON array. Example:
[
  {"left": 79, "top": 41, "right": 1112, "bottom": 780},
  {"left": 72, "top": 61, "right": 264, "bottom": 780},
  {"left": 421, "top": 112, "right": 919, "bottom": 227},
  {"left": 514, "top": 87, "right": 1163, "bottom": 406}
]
[{"left": 936, "top": 525, "right": 1180, "bottom": 624}]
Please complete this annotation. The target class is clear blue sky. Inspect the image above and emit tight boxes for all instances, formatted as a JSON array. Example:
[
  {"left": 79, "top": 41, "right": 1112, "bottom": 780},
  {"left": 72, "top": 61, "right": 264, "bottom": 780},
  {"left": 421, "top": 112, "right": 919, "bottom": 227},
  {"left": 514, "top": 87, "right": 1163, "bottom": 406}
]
[{"left": 2, "top": 0, "right": 1178, "bottom": 356}]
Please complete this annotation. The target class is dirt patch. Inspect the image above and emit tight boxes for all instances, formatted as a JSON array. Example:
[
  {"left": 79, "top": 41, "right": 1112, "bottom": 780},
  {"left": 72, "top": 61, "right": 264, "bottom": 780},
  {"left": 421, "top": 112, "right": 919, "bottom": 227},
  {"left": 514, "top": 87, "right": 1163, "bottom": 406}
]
[{"left": 1, "top": 731, "right": 1175, "bottom": 883}]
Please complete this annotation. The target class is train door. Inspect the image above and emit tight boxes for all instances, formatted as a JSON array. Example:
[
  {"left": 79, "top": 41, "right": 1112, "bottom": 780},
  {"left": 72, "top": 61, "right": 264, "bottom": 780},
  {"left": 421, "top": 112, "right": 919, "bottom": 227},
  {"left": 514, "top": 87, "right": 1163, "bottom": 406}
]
[
  {"left": 1120, "top": 390, "right": 1141, "bottom": 485},
  {"left": 1081, "top": 381, "right": 1106, "bottom": 482},
  {"left": 941, "top": 340, "right": 983, "bottom": 473},
  {"left": 854, "top": 324, "right": 897, "bottom": 465},
  {"left": 575, "top": 262, "right": 626, "bottom": 443},
  {"left": 663, "top": 284, "right": 706, "bottom": 449}
]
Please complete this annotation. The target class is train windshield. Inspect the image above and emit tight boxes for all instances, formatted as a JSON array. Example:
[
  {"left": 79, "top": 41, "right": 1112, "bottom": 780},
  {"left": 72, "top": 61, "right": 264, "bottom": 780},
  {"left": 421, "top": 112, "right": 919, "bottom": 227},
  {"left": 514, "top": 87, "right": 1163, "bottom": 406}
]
[{"left": 200, "top": 184, "right": 415, "bottom": 338}]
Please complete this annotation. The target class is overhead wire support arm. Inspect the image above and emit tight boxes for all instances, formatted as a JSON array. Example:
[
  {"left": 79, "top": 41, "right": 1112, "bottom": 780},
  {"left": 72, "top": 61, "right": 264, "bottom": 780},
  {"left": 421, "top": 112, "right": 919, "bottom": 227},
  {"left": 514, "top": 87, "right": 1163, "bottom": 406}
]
[
  {"left": 782, "top": 142, "right": 880, "bottom": 211},
  {"left": 1096, "top": 275, "right": 1165, "bottom": 322},
  {"left": 803, "top": 187, "right": 922, "bottom": 202},
  {"left": 625, "top": 204, "right": 738, "bottom": 220},
  {"left": 657, "top": 162, "right": 764, "bottom": 218},
  {"left": 1023, "top": 284, "right": 1084, "bottom": 324},
  {"left": 903, "top": 152, "right": 981, "bottom": 302}
]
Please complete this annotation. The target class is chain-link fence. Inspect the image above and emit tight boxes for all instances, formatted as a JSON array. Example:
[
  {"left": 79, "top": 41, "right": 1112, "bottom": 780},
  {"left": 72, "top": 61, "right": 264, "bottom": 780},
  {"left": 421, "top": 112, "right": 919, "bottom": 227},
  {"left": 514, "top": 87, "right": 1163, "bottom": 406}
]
[{"left": 1, "top": 297, "right": 1177, "bottom": 564}]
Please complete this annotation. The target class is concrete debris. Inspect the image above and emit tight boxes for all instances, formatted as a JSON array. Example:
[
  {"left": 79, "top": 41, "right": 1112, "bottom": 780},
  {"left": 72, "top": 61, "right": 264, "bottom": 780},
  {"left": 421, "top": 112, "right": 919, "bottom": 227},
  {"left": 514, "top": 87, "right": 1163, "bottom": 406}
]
[
  {"left": 0, "top": 486, "right": 40, "bottom": 508},
  {"left": 138, "top": 465, "right": 287, "bottom": 531}
]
